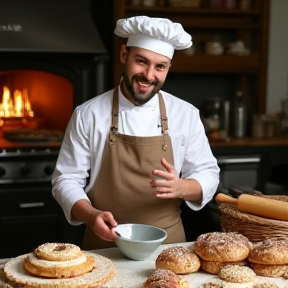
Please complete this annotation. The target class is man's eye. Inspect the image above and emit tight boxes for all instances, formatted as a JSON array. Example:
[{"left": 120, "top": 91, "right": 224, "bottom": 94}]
[
  {"left": 136, "top": 59, "right": 146, "bottom": 64},
  {"left": 157, "top": 65, "right": 166, "bottom": 70}
]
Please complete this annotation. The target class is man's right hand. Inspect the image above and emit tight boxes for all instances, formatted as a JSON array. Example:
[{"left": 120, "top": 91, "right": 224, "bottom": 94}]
[
  {"left": 71, "top": 199, "right": 118, "bottom": 242},
  {"left": 90, "top": 210, "right": 119, "bottom": 242}
]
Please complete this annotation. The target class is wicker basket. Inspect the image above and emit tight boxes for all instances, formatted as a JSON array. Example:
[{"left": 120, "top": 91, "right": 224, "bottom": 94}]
[
  {"left": 168, "top": 0, "right": 202, "bottom": 8},
  {"left": 219, "top": 194, "right": 288, "bottom": 243}
]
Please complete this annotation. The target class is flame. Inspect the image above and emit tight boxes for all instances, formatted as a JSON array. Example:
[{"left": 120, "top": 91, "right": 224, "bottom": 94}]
[{"left": 0, "top": 86, "right": 34, "bottom": 118}]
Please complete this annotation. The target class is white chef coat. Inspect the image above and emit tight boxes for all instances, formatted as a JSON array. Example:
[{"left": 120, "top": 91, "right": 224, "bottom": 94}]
[{"left": 52, "top": 86, "right": 220, "bottom": 225}]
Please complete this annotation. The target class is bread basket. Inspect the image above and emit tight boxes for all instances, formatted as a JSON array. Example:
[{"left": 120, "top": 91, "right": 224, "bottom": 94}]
[
  {"left": 167, "top": 0, "right": 202, "bottom": 8},
  {"left": 219, "top": 194, "right": 288, "bottom": 243}
]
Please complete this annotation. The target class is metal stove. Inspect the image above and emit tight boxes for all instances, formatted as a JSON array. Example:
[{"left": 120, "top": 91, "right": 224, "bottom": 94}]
[{"left": 0, "top": 147, "right": 59, "bottom": 184}]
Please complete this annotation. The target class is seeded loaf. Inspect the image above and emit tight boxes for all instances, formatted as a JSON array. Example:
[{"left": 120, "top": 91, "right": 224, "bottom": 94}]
[{"left": 156, "top": 246, "right": 201, "bottom": 274}]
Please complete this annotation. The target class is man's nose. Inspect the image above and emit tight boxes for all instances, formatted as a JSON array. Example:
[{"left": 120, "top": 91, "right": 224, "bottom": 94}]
[{"left": 144, "top": 66, "right": 154, "bottom": 81}]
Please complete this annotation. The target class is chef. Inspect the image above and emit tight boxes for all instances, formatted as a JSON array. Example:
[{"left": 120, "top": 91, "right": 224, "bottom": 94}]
[{"left": 52, "top": 16, "right": 220, "bottom": 250}]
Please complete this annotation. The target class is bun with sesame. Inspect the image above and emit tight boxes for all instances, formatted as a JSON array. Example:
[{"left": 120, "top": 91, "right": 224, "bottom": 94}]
[
  {"left": 194, "top": 232, "right": 252, "bottom": 262},
  {"left": 143, "top": 269, "right": 189, "bottom": 288},
  {"left": 248, "top": 237, "right": 288, "bottom": 278},
  {"left": 156, "top": 246, "right": 200, "bottom": 274}
]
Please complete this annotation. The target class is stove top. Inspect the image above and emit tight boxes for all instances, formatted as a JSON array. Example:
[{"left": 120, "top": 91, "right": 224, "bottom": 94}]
[{"left": 0, "top": 146, "right": 60, "bottom": 184}]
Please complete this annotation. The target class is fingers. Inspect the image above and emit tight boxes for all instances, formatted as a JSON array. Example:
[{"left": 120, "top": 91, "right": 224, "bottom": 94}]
[
  {"left": 161, "top": 158, "right": 174, "bottom": 172},
  {"left": 93, "top": 211, "right": 119, "bottom": 242}
]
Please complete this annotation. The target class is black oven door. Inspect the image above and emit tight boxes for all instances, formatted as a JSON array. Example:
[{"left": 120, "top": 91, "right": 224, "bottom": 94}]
[{"left": 217, "top": 154, "right": 261, "bottom": 190}]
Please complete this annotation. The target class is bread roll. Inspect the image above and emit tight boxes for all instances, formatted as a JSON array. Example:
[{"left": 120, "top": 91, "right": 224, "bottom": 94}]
[
  {"left": 156, "top": 246, "right": 200, "bottom": 274},
  {"left": 143, "top": 269, "right": 189, "bottom": 288},
  {"left": 201, "top": 259, "right": 247, "bottom": 275},
  {"left": 249, "top": 262, "right": 288, "bottom": 279},
  {"left": 194, "top": 232, "right": 252, "bottom": 262},
  {"left": 218, "top": 264, "right": 256, "bottom": 283},
  {"left": 248, "top": 237, "right": 288, "bottom": 265}
]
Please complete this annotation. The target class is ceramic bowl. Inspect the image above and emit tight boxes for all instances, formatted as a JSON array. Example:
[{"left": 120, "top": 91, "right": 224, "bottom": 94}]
[{"left": 114, "top": 223, "right": 167, "bottom": 260}]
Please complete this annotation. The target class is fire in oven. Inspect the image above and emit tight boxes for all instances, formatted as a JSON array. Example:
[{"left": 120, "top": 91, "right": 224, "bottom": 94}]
[{"left": 0, "top": 68, "right": 92, "bottom": 257}]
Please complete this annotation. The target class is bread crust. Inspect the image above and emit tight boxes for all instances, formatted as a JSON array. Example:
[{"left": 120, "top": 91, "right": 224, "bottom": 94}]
[
  {"left": 193, "top": 232, "right": 251, "bottom": 262},
  {"left": 201, "top": 259, "right": 247, "bottom": 275},
  {"left": 23, "top": 253, "right": 95, "bottom": 279},
  {"left": 218, "top": 264, "right": 256, "bottom": 283},
  {"left": 4, "top": 252, "right": 115, "bottom": 288},
  {"left": 248, "top": 237, "right": 288, "bottom": 265},
  {"left": 143, "top": 269, "right": 189, "bottom": 288},
  {"left": 156, "top": 246, "right": 200, "bottom": 274},
  {"left": 34, "top": 243, "right": 83, "bottom": 261},
  {"left": 250, "top": 262, "right": 288, "bottom": 278}
]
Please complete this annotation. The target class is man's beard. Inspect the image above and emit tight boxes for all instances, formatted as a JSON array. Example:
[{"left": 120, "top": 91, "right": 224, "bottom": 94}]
[{"left": 123, "top": 73, "right": 162, "bottom": 105}]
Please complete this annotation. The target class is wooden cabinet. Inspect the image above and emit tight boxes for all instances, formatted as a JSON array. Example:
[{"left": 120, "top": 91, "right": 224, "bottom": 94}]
[{"left": 113, "top": 0, "right": 270, "bottom": 114}]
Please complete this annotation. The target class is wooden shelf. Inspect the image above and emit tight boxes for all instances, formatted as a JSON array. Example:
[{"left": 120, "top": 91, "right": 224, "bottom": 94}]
[
  {"left": 125, "top": 6, "right": 263, "bottom": 15},
  {"left": 113, "top": 0, "right": 270, "bottom": 113},
  {"left": 170, "top": 54, "right": 259, "bottom": 73}
]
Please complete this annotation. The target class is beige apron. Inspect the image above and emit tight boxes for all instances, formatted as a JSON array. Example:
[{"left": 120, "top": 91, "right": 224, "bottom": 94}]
[{"left": 82, "top": 88, "right": 185, "bottom": 250}]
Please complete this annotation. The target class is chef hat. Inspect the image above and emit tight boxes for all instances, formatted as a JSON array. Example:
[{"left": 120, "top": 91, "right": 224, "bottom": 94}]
[{"left": 114, "top": 16, "right": 192, "bottom": 59}]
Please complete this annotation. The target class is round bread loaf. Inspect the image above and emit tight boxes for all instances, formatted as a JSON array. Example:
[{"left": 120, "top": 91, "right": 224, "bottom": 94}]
[
  {"left": 250, "top": 262, "right": 288, "bottom": 278},
  {"left": 248, "top": 237, "right": 288, "bottom": 265},
  {"left": 156, "top": 246, "right": 201, "bottom": 274},
  {"left": 201, "top": 259, "right": 247, "bottom": 275},
  {"left": 34, "top": 243, "right": 83, "bottom": 261},
  {"left": 218, "top": 264, "right": 256, "bottom": 283},
  {"left": 24, "top": 252, "right": 95, "bottom": 279},
  {"left": 193, "top": 232, "right": 252, "bottom": 262},
  {"left": 143, "top": 269, "right": 188, "bottom": 288}
]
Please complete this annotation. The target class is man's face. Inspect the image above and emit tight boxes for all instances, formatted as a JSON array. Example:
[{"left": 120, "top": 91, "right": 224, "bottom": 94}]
[{"left": 120, "top": 46, "right": 171, "bottom": 105}]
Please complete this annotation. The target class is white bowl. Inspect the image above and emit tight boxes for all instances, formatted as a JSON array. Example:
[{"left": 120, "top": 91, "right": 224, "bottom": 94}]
[{"left": 114, "top": 223, "right": 167, "bottom": 261}]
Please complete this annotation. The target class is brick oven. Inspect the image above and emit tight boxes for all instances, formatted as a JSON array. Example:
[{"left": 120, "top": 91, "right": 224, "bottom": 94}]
[{"left": 0, "top": 0, "right": 109, "bottom": 257}]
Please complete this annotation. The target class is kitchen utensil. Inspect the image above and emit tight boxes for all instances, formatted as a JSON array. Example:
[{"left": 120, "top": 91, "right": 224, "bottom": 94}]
[
  {"left": 216, "top": 193, "right": 288, "bottom": 221},
  {"left": 114, "top": 223, "right": 167, "bottom": 260}
]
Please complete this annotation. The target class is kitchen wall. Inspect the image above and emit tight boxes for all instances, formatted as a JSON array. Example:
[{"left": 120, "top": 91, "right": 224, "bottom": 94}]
[{"left": 267, "top": 0, "right": 288, "bottom": 114}]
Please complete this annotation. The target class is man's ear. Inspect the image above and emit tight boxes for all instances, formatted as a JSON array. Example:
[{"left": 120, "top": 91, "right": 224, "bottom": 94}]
[{"left": 120, "top": 45, "right": 128, "bottom": 64}]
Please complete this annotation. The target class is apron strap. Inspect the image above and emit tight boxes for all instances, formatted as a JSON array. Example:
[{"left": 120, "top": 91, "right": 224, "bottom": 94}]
[
  {"left": 109, "top": 88, "right": 169, "bottom": 150},
  {"left": 158, "top": 92, "right": 169, "bottom": 151},
  {"left": 109, "top": 88, "right": 119, "bottom": 146},
  {"left": 158, "top": 92, "right": 168, "bottom": 133}
]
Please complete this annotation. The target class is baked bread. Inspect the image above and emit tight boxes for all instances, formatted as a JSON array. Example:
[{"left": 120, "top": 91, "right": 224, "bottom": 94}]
[
  {"left": 34, "top": 243, "right": 83, "bottom": 261},
  {"left": 24, "top": 251, "right": 95, "bottom": 279},
  {"left": 4, "top": 252, "right": 115, "bottom": 288},
  {"left": 143, "top": 269, "right": 189, "bottom": 288},
  {"left": 218, "top": 264, "right": 256, "bottom": 283},
  {"left": 249, "top": 263, "right": 288, "bottom": 279},
  {"left": 201, "top": 259, "right": 247, "bottom": 275},
  {"left": 23, "top": 242, "right": 95, "bottom": 279},
  {"left": 193, "top": 232, "right": 252, "bottom": 262},
  {"left": 248, "top": 237, "right": 288, "bottom": 265},
  {"left": 156, "top": 246, "right": 200, "bottom": 274}
]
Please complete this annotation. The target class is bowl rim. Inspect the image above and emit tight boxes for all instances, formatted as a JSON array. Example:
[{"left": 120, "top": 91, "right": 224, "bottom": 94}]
[{"left": 115, "top": 223, "right": 167, "bottom": 243}]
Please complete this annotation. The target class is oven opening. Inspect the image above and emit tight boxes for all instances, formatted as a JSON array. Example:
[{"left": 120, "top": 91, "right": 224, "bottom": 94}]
[
  {"left": 0, "top": 69, "right": 73, "bottom": 143},
  {"left": 0, "top": 70, "right": 74, "bottom": 131}
]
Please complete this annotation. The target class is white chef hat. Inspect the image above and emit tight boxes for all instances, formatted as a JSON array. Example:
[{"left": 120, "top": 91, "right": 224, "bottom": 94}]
[{"left": 114, "top": 16, "right": 192, "bottom": 59}]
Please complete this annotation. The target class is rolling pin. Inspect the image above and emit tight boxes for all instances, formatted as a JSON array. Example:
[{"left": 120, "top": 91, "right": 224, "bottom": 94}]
[{"left": 216, "top": 193, "right": 288, "bottom": 221}]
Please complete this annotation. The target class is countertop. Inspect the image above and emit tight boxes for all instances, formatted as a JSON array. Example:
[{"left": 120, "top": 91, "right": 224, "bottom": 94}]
[
  {"left": 2, "top": 242, "right": 287, "bottom": 288},
  {"left": 210, "top": 136, "right": 288, "bottom": 147}
]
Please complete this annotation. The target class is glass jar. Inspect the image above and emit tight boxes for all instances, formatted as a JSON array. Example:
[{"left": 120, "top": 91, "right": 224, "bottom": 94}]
[
  {"left": 130, "top": 0, "right": 142, "bottom": 6},
  {"left": 205, "top": 36, "right": 224, "bottom": 56},
  {"left": 142, "top": 0, "right": 157, "bottom": 6},
  {"left": 239, "top": 0, "right": 251, "bottom": 10}
]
